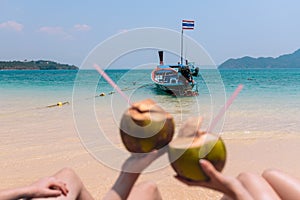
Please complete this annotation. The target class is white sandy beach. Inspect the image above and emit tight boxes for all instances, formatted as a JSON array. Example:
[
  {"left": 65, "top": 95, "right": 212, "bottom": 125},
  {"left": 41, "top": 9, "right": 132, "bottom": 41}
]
[{"left": 1, "top": 104, "right": 300, "bottom": 199}]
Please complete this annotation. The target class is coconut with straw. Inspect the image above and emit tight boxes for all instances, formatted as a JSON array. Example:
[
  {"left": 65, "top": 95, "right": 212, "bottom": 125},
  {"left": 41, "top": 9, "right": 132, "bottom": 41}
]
[
  {"left": 168, "top": 85, "right": 243, "bottom": 181},
  {"left": 94, "top": 64, "right": 175, "bottom": 153}
]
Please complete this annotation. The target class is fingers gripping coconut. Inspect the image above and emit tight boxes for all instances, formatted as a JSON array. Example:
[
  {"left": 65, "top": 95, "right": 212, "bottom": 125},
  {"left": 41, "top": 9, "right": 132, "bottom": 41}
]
[
  {"left": 168, "top": 117, "right": 226, "bottom": 181},
  {"left": 120, "top": 99, "right": 175, "bottom": 153}
]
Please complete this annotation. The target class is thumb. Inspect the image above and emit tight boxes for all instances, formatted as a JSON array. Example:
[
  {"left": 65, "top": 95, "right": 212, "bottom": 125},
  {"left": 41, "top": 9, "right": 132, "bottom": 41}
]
[
  {"left": 199, "top": 159, "right": 222, "bottom": 180},
  {"left": 44, "top": 189, "right": 63, "bottom": 197}
]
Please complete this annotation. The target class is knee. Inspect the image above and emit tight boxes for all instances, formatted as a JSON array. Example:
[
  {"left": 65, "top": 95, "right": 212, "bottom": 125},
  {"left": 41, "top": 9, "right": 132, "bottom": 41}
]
[
  {"left": 56, "top": 167, "right": 83, "bottom": 184},
  {"left": 140, "top": 181, "right": 159, "bottom": 192},
  {"left": 58, "top": 167, "right": 77, "bottom": 176},
  {"left": 139, "top": 181, "right": 161, "bottom": 197},
  {"left": 262, "top": 168, "right": 280, "bottom": 179},
  {"left": 129, "top": 181, "right": 161, "bottom": 200},
  {"left": 237, "top": 172, "right": 259, "bottom": 183},
  {"left": 238, "top": 172, "right": 254, "bottom": 180}
]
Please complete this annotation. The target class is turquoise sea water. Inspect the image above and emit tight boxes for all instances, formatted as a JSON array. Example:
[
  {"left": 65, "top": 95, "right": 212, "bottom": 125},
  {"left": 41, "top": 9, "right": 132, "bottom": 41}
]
[{"left": 1, "top": 69, "right": 300, "bottom": 136}]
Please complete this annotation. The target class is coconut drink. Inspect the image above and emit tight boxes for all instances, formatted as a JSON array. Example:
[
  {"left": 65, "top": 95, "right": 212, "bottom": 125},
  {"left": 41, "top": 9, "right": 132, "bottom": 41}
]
[
  {"left": 168, "top": 132, "right": 226, "bottom": 181},
  {"left": 93, "top": 65, "right": 242, "bottom": 178},
  {"left": 120, "top": 99, "right": 174, "bottom": 153},
  {"left": 168, "top": 117, "right": 226, "bottom": 181}
]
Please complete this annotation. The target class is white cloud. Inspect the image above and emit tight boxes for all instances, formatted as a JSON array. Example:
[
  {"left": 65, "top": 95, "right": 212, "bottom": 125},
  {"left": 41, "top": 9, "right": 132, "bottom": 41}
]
[
  {"left": 74, "top": 24, "right": 91, "bottom": 31},
  {"left": 0, "top": 20, "right": 24, "bottom": 31}
]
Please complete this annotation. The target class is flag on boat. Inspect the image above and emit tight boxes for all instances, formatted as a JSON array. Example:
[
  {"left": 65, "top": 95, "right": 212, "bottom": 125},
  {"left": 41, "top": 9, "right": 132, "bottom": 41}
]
[{"left": 182, "top": 20, "right": 194, "bottom": 30}]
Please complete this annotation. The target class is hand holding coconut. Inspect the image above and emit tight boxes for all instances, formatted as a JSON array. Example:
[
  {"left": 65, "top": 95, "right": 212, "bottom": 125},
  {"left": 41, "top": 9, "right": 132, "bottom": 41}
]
[
  {"left": 174, "top": 159, "right": 300, "bottom": 200},
  {"left": 168, "top": 85, "right": 244, "bottom": 182},
  {"left": 168, "top": 117, "right": 227, "bottom": 182},
  {"left": 174, "top": 159, "right": 254, "bottom": 200}
]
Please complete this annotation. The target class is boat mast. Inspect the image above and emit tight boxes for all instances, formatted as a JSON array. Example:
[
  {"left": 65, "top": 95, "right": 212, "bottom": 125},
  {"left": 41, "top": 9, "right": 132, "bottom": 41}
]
[{"left": 180, "top": 28, "right": 184, "bottom": 65}]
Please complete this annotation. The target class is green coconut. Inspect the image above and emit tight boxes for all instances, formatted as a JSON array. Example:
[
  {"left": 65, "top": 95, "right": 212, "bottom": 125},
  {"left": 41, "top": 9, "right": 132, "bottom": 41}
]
[
  {"left": 168, "top": 132, "right": 226, "bottom": 181},
  {"left": 120, "top": 99, "right": 175, "bottom": 153}
]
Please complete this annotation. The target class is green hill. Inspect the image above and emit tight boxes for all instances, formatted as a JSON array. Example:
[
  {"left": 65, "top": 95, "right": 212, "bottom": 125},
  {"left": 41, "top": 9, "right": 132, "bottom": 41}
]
[
  {"left": 219, "top": 49, "right": 300, "bottom": 69},
  {"left": 0, "top": 60, "right": 78, "bottom": 70}
]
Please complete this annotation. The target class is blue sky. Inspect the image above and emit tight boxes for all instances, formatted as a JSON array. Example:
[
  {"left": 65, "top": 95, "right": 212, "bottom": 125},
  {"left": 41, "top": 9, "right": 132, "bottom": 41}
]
[{"left": 1, "top": 0, "right": 300, "bottom": 66}]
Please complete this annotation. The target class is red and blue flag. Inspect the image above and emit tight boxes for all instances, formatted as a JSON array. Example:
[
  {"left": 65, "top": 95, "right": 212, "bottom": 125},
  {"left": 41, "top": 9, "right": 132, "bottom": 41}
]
[{"left": 182, "top": 20, "right": 194, "bottom": 30}]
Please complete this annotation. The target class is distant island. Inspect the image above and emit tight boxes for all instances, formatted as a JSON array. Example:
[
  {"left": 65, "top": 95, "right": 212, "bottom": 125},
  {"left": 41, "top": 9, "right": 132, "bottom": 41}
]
[
  {"left": 219, "top": 49, "right": 300, "bottom": 69},
  {"left": 0, "top": 60, "right": 78, "bottom": 70}
]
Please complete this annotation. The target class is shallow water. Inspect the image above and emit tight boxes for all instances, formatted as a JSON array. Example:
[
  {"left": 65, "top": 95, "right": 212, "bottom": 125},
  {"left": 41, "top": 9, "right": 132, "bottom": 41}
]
[{"left": 1, "top": 69, "right": 300, "bottom": 136}]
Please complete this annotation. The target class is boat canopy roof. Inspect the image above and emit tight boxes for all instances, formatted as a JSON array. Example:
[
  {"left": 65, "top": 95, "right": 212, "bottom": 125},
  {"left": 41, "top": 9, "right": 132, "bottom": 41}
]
[{"left": 155, "top": 70, "right": 177, "bottom": 74}]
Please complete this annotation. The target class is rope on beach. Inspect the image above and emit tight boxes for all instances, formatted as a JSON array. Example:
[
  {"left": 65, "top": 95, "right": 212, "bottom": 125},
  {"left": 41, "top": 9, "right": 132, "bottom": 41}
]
[
  {"left": 96, "top": 82, "right": 153, "bottom": 98},
  {"left": 47, "top": 101, "right": 70, "bottom": 108}
]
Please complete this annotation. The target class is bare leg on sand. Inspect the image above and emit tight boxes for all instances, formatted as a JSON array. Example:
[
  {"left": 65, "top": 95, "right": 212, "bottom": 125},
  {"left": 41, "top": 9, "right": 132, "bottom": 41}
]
[
  {"left": 262, "top": 169, "right": 300, "bottom": 200},
  {"left": 237, "top": 172, "right": 280, "bottom": 200},
  {"left": 128, "top": 181, "right": 162, "bottom": 200},
  {"left": 32, "top": 168, "right": 94, "bottom": 200}
]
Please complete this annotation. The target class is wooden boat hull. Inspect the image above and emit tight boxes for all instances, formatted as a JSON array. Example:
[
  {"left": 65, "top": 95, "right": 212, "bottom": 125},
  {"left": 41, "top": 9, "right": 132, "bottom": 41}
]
[
  {"left": 154, "top": 82, "right": 193, "bottom": 96},
  {"left": 151, "top": 68, "right": 198, "bottom": 96}
]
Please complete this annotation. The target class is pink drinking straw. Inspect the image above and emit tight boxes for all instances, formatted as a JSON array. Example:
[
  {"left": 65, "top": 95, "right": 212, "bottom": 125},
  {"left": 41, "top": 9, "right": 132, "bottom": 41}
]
[
  {"left": 94, "top": 64, "right": 132, "bottom": 105},
  {"left": 206, "top": 84, "right": 244, "bottom": 133}
]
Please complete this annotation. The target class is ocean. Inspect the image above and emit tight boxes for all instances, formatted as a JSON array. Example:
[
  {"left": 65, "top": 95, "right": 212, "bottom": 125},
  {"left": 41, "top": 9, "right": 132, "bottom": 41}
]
[{"left": 1, "top": 69, "right": 300, "bottom": 138}]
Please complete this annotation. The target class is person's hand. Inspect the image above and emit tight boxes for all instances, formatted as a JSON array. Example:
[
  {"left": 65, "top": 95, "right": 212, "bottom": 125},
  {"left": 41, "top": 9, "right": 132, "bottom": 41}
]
[
  {"left": 26, "top": 176, "right": 69, "bottom": 198},
  {"left": 175, "top": 159, "right": 253, "bottom": 200},
  {"left": 121, "top": 149, "right": 166, "bottom": 173}
]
